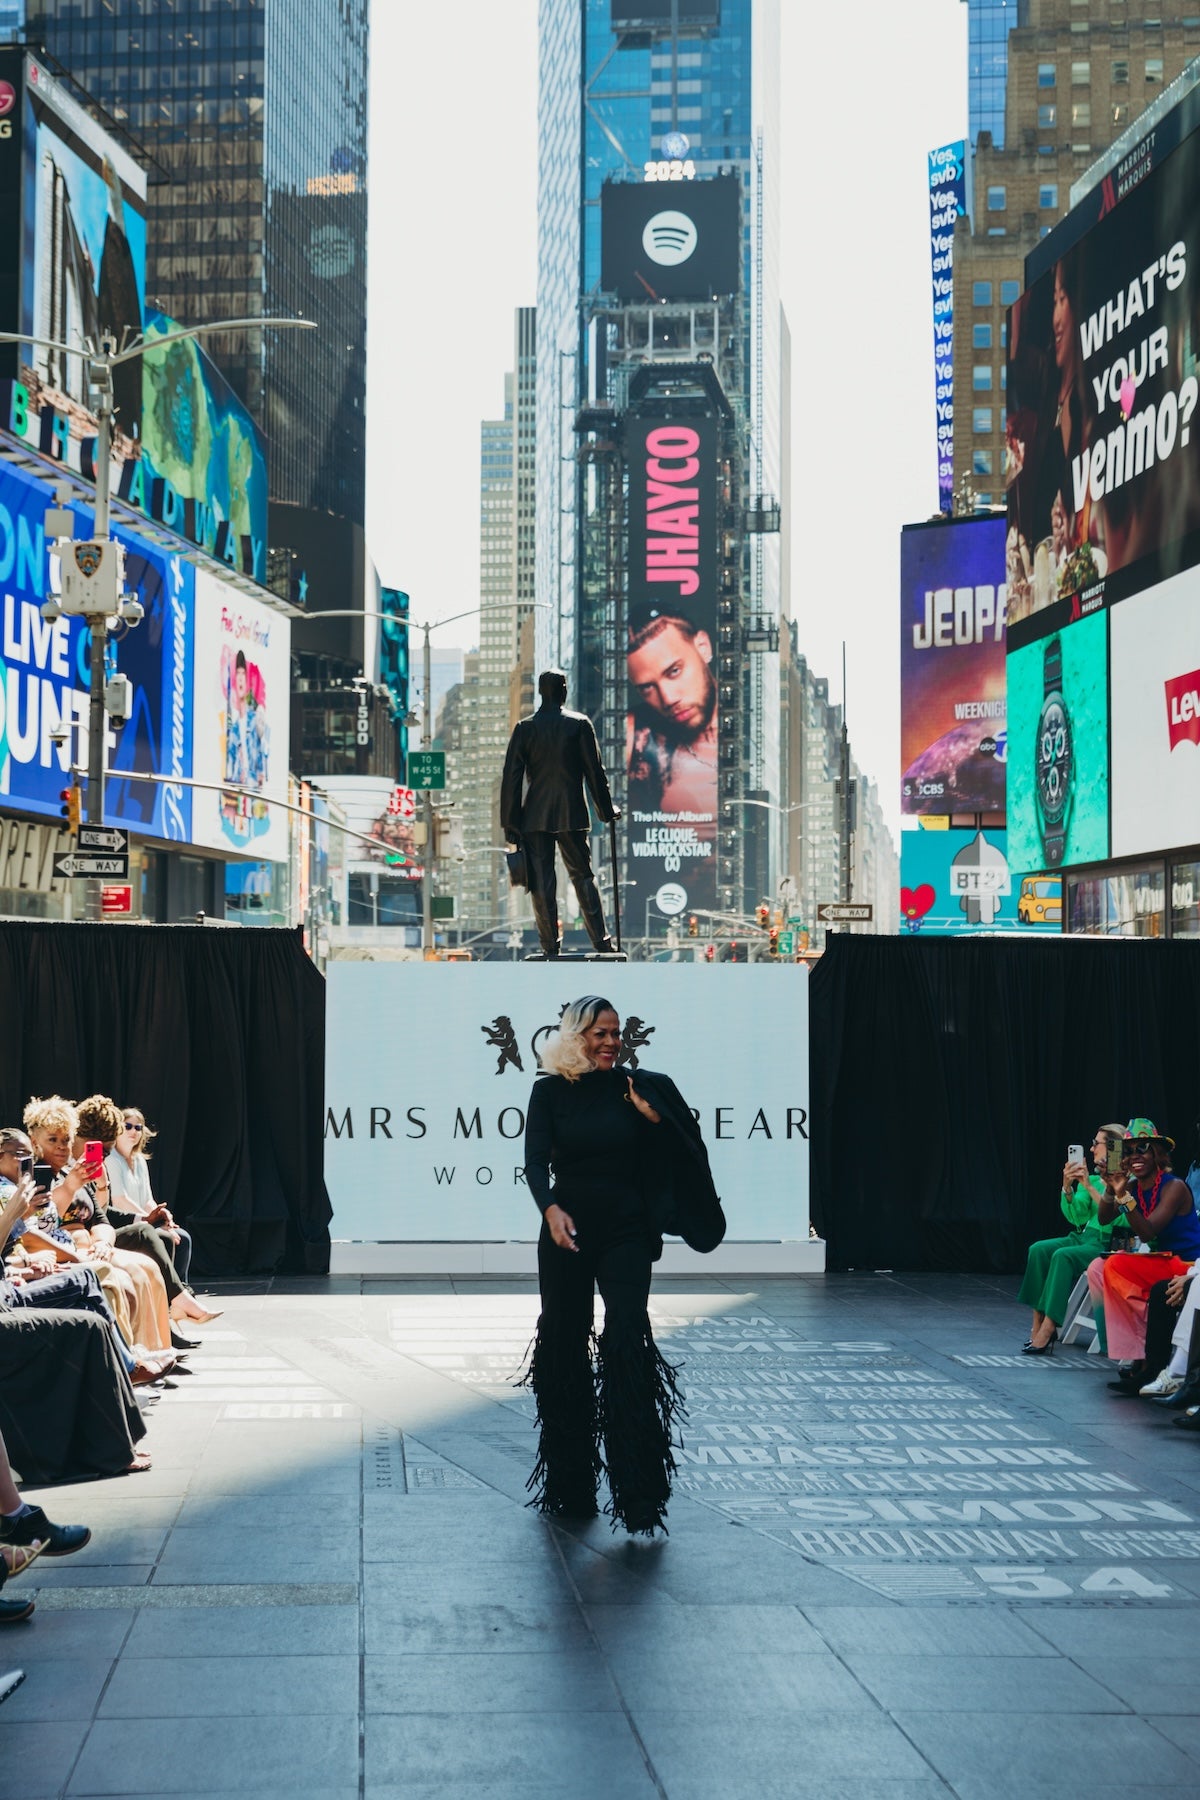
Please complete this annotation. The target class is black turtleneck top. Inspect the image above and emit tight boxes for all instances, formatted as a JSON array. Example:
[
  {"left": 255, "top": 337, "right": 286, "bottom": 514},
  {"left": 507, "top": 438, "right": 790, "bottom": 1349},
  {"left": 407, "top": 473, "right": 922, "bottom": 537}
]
[{"left": 523, "top": 1068, "right": 655, "bottom": 1242}]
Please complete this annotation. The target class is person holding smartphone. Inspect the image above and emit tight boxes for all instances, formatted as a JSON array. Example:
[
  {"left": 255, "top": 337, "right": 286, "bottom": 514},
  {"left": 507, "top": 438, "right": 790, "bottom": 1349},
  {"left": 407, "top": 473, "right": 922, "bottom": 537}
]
[
  {"left": 1085, "top": 1119, "right": 1200, "bottom": 1383},
  {"left": 1019, "top": 1124, "right": 1127, "bottom": 1354}
]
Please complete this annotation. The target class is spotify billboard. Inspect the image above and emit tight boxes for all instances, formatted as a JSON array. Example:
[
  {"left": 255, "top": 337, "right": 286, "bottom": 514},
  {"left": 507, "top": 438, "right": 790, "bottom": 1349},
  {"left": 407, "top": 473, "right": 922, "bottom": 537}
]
[{"left": 600, "top": 173, "right": 741, "bottom": 302}]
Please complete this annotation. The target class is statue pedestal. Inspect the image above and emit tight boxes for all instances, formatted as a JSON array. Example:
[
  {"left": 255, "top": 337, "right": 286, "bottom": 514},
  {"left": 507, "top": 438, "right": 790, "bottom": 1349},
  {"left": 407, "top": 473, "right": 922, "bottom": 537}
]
[{"left": 523, "top": 952, "right": 629, "bottom": 962}]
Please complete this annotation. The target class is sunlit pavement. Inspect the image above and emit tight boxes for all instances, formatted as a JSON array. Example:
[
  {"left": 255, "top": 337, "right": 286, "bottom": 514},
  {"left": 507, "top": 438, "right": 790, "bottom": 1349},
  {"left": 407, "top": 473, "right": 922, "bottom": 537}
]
[{"left": 7, "top": 1271, "right": 1200, "bottom": 1798}]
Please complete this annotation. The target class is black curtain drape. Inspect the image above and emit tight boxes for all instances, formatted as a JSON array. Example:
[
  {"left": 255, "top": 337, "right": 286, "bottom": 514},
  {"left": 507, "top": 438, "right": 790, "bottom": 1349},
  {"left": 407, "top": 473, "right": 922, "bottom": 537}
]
[
  {"left": 809, "top": 934, "right": 1200, "bottom": 1275},
  {"left": 0, "top": 922, "right": 329, "bottom": 1277}
]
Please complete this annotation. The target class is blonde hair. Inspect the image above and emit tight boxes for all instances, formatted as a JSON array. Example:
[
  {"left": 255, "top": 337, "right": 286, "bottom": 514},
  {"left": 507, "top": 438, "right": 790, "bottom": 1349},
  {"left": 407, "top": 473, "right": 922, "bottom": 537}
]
[
  {"left": 23, "top": 1094, "right": 80, "bottom": 1142},
  {"left": 538, "top": 995, "right": 617, "bottom": 1082},
  {"left": 121, "top": 1106, "right": 156, "bottom": 1161}
]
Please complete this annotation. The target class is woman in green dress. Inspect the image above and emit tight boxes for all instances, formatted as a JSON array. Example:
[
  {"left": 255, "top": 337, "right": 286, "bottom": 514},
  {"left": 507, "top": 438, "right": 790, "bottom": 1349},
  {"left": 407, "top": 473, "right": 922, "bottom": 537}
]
[{"left": 1018, "top": 1123, "right": 1125, "bottom": 1353}]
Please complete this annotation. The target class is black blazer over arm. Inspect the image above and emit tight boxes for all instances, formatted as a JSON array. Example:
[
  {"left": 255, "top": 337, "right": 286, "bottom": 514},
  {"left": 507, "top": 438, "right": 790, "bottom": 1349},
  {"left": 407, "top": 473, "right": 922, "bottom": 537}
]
[
  {"left": 628, "top": 1069, "right": 726, "bottom": 1254},
  {"left": 504, "top": 705, "right": 616, "bottom": 835}
]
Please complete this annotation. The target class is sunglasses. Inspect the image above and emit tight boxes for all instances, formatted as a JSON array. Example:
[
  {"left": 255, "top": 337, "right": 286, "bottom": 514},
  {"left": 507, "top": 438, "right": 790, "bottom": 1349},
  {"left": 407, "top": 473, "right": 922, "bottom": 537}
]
[
  {"left": 1126, "top": 1139, "right": 1157, "bottom": 1154},
  {"left": 123, "top": 1121, "right": 141, "bottom": 1132}
]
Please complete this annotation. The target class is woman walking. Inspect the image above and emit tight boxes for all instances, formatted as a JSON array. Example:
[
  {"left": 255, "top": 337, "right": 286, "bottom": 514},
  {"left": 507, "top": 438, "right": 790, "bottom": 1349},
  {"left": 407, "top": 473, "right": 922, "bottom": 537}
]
[{"left": 522, "top": 995, "right": 724, "bottom": 1536}]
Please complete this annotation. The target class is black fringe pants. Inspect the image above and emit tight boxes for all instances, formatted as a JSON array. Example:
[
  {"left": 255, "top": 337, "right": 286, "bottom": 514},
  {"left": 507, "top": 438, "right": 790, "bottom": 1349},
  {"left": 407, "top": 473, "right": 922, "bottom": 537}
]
[{"left": 522, "top": 1224, "right": 684, "bottom": 1535}]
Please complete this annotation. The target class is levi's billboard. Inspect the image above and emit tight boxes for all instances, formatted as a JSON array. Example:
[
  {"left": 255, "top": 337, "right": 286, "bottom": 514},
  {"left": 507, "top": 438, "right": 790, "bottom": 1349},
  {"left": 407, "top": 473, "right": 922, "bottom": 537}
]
[
  {"left": 1110, "top": 564, "right": 1200, "bottom": 857},
  {"left": 1006, "top": 118, "right": 1200, "bottom": 643},
  {"left": 625, "top": 413, "right": 719, "bottom": 913},
  {"left": 601, "top": 173, "right": 741, "bottom": 302}
]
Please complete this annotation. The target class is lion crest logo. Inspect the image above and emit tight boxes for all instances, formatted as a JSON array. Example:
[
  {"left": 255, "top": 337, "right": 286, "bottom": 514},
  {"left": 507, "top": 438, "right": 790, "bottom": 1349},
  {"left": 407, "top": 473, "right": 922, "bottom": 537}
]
[{"left": 73, "top": 543, "right": 103, "bottom": 579}]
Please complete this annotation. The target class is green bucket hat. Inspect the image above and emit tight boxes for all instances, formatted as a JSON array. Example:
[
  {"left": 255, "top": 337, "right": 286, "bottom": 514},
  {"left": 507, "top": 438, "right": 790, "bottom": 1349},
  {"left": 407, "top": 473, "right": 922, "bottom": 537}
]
[{"left": 1124, "top": 1117, "right": 1175, "bottom": 1151}]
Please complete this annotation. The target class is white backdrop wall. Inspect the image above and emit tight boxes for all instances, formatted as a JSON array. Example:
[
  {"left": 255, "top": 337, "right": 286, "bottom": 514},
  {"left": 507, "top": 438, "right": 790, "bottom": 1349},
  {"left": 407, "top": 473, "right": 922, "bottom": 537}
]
[{"left": 325, "top": 963, "right": 810, "bottom": 1244}]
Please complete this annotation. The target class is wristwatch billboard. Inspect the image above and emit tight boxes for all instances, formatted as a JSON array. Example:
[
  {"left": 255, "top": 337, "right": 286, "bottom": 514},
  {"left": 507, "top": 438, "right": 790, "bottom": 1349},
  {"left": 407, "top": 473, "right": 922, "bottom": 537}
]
[{"left": 1035, "top": 636, "right": 1073, "bottom": 867}]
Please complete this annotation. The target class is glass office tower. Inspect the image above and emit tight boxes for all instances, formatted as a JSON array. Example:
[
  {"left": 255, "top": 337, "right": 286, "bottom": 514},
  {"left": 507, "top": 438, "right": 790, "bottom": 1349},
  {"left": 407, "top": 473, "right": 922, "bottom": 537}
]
[
  {"left": 964, "top": 0, "right": 1027, "bottom": 150},
  {"left": 536, "top": 0, "right": 784, "bottom": 904},
  {"left": 24, "top": 0, "right": 368, "bottom": 525}
]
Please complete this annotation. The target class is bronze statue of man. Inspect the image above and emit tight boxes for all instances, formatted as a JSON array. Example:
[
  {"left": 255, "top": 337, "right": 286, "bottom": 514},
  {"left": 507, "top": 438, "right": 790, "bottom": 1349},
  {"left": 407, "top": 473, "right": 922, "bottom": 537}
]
[{"left": 501, "top": 669, "right": 619, "bottom": 959}]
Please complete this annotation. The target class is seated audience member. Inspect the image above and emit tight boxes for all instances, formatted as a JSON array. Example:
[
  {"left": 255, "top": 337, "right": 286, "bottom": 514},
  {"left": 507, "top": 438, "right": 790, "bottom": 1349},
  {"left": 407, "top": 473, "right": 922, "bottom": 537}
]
[
  {"left": 106, "top": 1106, "right": 217, "bottom": 1325},
  {"left": 24, "top": 1096, "right": 174, "bottom": 1355},
  {"left": 1019, "top": 1123, "right": 1126, "bottom": 1354},
  {"left": 0, "top": 1294, "right": 150, "bottom": 1481},
  {"left": 0, "top": 1423, "right": 90, "bottom": 1558},
  {"left": 1086, "top": 1119, "right": 1200, "bottom": 1388},
  {"left": 1134, "top": 1265, "right": 1200, "bottom": 1413},
  {"left": 0, "top": 1143, "right": 172, "bottom": 1385}
]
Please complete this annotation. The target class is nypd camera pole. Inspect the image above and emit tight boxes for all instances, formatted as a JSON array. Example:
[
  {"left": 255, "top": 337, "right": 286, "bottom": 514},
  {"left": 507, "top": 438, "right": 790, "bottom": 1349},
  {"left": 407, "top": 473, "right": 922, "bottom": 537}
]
[{"left": 0, "top": 317, "right": 314, "bottom": 921}]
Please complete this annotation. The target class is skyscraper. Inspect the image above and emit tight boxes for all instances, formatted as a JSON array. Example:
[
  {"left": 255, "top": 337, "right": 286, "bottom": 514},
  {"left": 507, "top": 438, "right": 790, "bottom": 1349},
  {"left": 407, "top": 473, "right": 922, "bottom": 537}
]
[
  {"left": 951, "top": 1, "right": 1196, "bottom": 507},
  {"left": 536, "top": 0, "right": 786, "bottom": 915},
  {"left": 24, "top": 0, "right": 369, "bottom": 527}
]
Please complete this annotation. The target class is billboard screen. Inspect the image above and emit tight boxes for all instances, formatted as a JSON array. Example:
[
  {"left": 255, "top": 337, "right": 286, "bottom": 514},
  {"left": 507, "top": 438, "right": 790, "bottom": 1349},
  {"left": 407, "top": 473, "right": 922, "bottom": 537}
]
[
  {"left": 1006, "top": 610, "right": 1109, "bottom": 874},
  {"left": 601, "top": 174, "right": 741, "bottom": 302},
  {"left": 900, "top": 825, "right": 1060, "bottom": 934},
  {"left": 0, "top": 55, "right": 266, "bottom": 583},
  {"left": 0, "top": 457, "right": 194, "bottom": 840},
  {"left": 1110, "top": 564, "right": 1200, "bottom": 857},
  {"left": 900, "top": 515, "right": 1007, "bottom": 818},
  {"left": 625, "top": 412, "right": 718, "bottom": 915},
  {"left": 1006, "top": 121, "right": 1200, "bottom": 633},
  {"left": 191, "top": 571, "right": 291, "bottom": 863},
  {"left": 610, "top": 2, "right": 720, "bottom": 29},
  {"left": 928, "top": 142, "right": 966, "bottom": 513}
]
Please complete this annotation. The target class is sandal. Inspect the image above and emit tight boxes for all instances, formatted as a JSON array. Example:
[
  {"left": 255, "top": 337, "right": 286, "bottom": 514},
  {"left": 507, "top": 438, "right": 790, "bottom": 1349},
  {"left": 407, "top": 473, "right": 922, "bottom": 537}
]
[{"left": 0, "top": 1541, "right": 46, "bottom": 1582}]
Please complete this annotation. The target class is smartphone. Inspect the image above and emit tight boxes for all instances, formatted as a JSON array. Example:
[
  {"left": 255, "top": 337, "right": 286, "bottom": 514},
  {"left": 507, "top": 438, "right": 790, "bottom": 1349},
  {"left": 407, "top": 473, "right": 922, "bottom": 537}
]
[
  {"left": 1067, "top": 1144, "right": 1085, "bottom": 1166},
  {"left": 83, "top": 1139, "right": 103, "bottom": 1174},
  {"left": 1107, "top": 1138, "right": 1127, "bottom": 1174},
  {"left": 16, "top": 1154, "right": 31, "bottom": 1181},
  {"left": 31, "top": 1161, "right": 53, "bottom": 1193}
]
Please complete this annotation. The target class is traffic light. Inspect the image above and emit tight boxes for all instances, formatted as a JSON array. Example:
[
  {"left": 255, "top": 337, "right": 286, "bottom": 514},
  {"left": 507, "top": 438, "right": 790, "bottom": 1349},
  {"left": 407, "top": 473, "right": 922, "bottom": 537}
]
[
  {"left": 59, "top": 786, "right": 81, "bottom": 834},
  {"left": 755, "top": 902, "right": 769, "bottom": 931},
  {"left": 768, "top": 926, "right": 779, "bottom": 956},
  {"left": 687, "top": 914, "right": 698, "bottom": 938},
  {"left": 704, "top": 943, "right": 715, "bottom": 962}
]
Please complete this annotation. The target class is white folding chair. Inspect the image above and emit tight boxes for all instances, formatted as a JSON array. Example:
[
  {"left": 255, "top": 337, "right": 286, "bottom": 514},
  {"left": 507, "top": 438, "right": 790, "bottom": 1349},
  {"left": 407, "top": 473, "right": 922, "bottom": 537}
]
[{"left": 1060, "top": 1271, "right": 1102, "bottom": 1352}]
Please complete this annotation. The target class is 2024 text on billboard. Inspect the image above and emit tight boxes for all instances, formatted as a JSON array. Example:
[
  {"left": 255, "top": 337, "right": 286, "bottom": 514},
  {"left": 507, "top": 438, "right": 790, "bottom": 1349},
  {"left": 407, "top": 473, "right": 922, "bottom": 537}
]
[{"left": 0, "top": 318, "right": 314, "bottom": 919}]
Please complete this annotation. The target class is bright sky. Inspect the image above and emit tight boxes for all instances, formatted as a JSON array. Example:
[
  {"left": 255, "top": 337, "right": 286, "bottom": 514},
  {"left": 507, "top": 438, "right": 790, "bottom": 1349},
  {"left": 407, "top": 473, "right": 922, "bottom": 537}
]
[{"left": 366, "top": 0, "right": 969, "bottom": 835}]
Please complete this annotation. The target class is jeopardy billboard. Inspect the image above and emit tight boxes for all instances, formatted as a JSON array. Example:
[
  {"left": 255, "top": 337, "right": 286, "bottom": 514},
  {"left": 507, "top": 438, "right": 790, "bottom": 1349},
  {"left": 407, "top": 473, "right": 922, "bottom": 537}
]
[
  {"left": 601, "top": 174, "right": 741, "bottom": 302},
  {"left": 625, "top": 412, "right": 719, "bottom": 914},
  {"left": 900, "top": 515, "right": 1007, "bottom": 819}
]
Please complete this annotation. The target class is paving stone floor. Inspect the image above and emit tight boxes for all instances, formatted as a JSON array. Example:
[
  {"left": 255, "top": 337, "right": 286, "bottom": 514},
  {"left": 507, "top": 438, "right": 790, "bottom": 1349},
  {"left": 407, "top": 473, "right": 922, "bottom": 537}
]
[{"left": 6, "top": 1270, "right": 1200, "bottom": 1798}]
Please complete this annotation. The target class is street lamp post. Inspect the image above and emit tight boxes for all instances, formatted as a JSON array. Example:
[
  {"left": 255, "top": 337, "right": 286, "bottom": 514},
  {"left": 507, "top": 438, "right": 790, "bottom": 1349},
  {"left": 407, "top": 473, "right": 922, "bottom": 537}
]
[{"left": 0, "top": 316, "right": 315, "bottom": 921}]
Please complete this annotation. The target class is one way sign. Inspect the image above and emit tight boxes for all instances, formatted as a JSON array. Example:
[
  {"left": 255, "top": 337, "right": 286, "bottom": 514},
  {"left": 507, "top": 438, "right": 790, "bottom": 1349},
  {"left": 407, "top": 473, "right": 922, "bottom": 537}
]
[
  {"left": 54, "top": 854, "right": 130, "bottom": 880},
  {"left": 78, "top": 826, "right": 128, "bottom": 853}
]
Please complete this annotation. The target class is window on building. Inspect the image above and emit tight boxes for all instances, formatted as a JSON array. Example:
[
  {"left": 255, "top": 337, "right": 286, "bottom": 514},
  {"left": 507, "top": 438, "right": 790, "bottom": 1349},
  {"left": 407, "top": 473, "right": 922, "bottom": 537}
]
[
  {"left": 1171, "top": 860, "right": 1200, "bottom": 936},
  {"left": 1146, "top": 58, "right": 1164, "bottom": 83},
  {"left": 1113, "top": 103, "right": 1129, "bottom": 123},
  {"left": 973, "top": 407, "right": 993, "bottom": 432},
  {"left": 987, "top": 185, "right": 1006, "bottom": 211},
  {"left": 1038, "top": 62, "right": 1057, "bottom": 86},
  {"left": 1039, "top": 183, "right": 1059, "bottom": 208},
  {"left": 974, "top": 323, "right": 992, "bottom": 349},
  {"left": 1072, "top": 60, "right": 1090, "bottom": 84},
  {"left": 973, "top": 449, "right": 994, "bottom": 476},
  {"left": 976, "top": 494, "right": 994, "bottom": 506},
  {"left": 973, "top": 281, "right": 993, "bottom": 306},
  {"left": 973, "top": 366, "right": 993, "bottom": 391},
  {"left": 987, "top": 227, "right": 1007, "bottom": 237},
  {"left": 1038, "top": 103, "right": 1057, "bottom": 127},
  {"left": 1000, "top": 279, "right": 1020, "bottom": 305},
  {"left": 1072, "top": 102, "right": 1091, "bottom": 126},
  {"left": 1001, "top": 321, "right": 1008, "bottom": 348},
  {"left": 1112, "top": 58, "right": 1129, "bottom": 82}
]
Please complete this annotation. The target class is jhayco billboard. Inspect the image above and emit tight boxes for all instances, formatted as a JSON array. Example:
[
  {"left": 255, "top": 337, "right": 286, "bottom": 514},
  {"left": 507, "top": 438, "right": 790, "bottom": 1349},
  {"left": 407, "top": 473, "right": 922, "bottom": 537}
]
[
  {"left": 0, "top": 458, "right": 193, "bottom": 839},
  {"left": 928, "top": 141, "right": 966, "bottom": 513},
  {"left": 1006, "top": 121, "right": 1200, "bottom": 632},
  {"left": 900, "top": 515, "right": 1007, "bottom": 819},
  {"left": 625, "top": 414, "right": 719, "bottom": 914},
  {"left": 0, "top": 52, "right": 267, "bottom": 583}
]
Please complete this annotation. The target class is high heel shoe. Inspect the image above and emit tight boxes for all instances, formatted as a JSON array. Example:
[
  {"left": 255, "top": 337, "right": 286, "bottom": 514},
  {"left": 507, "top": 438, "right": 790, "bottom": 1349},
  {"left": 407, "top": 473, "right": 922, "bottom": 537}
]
[{"left": 1022, "top": 1329, "right": 1058, "bottom": 1356}]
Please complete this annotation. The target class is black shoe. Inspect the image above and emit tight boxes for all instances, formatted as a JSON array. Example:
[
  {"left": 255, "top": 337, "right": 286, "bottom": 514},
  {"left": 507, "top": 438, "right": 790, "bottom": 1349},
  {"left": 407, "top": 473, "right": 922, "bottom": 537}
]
[
  {"left": 1173, "top": 1407, "right": 1200, "bottom": 1429},
  {"left": 592, "top": 938, "right": 617, "bottom": 956},
  {"left": 170, "top": 1330, "right": 201, "bottom": 1351},
  {"left": 1153, "top": 1379, "right": 1200, "bottom": 1410},
  {"left": 0, "top": 1598, "right": 33, "bottom": 1625},
  {"left": 1107, "top": 1364, "right": 1145, "bottom": 1391},
  {"left": 0, "top": 1507, "right": 90, "bottom": 1559},
  {"left": 1022, "top": 1329, "right": 1057, "bottom": 1356}
]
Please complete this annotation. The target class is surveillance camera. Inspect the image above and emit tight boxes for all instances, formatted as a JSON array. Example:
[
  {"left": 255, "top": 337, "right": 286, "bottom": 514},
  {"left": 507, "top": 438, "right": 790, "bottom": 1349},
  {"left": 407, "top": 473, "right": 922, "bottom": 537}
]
[
  {"left": 40, "top": 598, "right": 62, "bottom": 623},
  {"left": 119, "top": 595, "right": 144, "bottom": 627}
]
